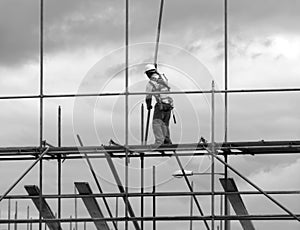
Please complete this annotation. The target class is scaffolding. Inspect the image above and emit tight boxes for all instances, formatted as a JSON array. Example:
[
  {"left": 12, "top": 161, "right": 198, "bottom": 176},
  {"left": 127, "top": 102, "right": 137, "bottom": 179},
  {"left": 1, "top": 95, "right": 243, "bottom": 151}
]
[{"left": 0, "top": 0, "right": 300, "bottom": 230}]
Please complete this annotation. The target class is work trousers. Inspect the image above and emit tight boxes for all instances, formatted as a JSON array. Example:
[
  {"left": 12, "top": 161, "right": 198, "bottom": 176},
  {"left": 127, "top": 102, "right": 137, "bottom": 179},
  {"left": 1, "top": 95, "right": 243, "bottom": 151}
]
[{"left": 152, "top": 103, "right": 172, "bottom": 145}]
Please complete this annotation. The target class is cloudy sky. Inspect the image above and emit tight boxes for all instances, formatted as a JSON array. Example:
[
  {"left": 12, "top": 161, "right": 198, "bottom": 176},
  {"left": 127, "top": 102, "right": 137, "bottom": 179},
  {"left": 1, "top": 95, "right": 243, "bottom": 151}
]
[{"left": 0, "top": 0, "right": 300, "bottom": 229}]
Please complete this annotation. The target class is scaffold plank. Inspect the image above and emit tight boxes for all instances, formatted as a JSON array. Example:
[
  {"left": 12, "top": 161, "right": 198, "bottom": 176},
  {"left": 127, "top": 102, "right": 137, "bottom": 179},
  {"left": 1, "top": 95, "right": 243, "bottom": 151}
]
[
  {"left": 24, "top": 185, "right": 62, "bottom": 230},
  {"left": 74, "top": 182, "right": 110, "bottom": 230},
  {"left": 220, "top": 178, "right": 255, "bottom": 230}
]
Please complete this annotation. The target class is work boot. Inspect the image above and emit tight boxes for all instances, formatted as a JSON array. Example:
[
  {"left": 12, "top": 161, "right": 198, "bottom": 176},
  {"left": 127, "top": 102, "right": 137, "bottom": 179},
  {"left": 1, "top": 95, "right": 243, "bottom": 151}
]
[
  {"left": 164, "top": 138, "right": 172, "bottom": 145},
  {"left": 149, "top": 142, "right": 166, "bottom": 155}
]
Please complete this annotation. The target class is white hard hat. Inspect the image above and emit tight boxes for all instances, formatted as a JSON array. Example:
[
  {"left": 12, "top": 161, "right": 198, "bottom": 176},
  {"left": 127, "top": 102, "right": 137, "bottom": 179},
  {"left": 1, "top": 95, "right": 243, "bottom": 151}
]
[{"left": 144, "top": 64, "right": 156, "bottom": 73}]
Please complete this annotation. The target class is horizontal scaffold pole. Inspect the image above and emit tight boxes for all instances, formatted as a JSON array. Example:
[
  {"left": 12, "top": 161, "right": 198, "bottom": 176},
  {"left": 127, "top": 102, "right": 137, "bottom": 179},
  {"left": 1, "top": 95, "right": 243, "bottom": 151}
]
[
  {"left": 0, "top": 214, "right": 300, "bottom": 224},
  {"left": 1, "top": 140, "right": 300, "bottom": 160},
  {"left": 1, "top": 87, "right": 300, "bottom": 100}
]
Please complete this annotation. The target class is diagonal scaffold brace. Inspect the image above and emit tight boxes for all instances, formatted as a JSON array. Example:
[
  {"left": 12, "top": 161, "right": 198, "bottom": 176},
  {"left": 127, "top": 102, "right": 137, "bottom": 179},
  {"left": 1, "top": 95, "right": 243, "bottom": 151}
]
[
  {"left": 173, "top": 151, "right": 210, "bottom": 230},
  {"left": 200, "top": 141, "right": 300, "bottom": 224},
  {"left": 0, "top": 147, "right": 50, "bottom": 203},
  {"left": 104, "top": 147, "right": 141, "bottom": 230},
  {"left": 76, "top": 134, "right": 118, "bottom": 230}
]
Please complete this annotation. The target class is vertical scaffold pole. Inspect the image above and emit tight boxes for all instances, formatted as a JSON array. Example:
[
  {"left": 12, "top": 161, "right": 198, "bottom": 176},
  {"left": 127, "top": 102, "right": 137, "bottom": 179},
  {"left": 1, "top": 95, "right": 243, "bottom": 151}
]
[
  {"left": 220, "top": 193, "right": 223, "bottom": 230},
  {"left": 115, "top": 197, "right": 119, "bottom": 229},
  {"left": 152, "top": 166, "right": 156, "bottom": 230},
  {"left": 189, "top": 181, "right": 194, "bottom": 230},
  {"left": 8, "top": 199, "right": 11, "bottom": 230},
  {"left": 224, "top": 0, "right": 230, "bottom": 229},
  {"left": 211, "top": 81, "right": 215, "bottom": 230},
  {"left": 125, "top": 0, "right": 129, "bottom": 230},
  {"left": 140, "top": 104, "right": 144, "bottom": 230},
  {"left": 57, "top": 106, "right": 62, "bottom": 222},
  {"left": 140, "top": 156, "right": 144, "bottom": 230},
  {"left": 39, "top": 0, "right": 44, "bottom": 230},
  {"left": 74, "top": 185, "right": 78, "bottom": 230},
  {"left": 27, "top": 206, "right": 30, "bottom": 230},
  {"left": 14, "top": 201, "right": 18, "bottom": 230},
  {"left": 69, "top": 216, "right": 72, "bottom": 230}
]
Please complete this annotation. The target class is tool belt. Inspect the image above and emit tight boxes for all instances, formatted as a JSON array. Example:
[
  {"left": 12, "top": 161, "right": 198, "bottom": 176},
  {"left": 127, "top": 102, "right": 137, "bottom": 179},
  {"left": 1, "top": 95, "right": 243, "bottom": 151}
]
[{"left": 158, "top": 102, "right": 173, "bottom": 111}]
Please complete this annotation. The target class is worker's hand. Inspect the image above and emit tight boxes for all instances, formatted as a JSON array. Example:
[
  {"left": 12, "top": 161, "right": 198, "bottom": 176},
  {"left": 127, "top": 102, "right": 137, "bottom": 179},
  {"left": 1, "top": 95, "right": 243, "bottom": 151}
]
[{"left": 146, "top": 98, "right": 152, "bottom": 110}]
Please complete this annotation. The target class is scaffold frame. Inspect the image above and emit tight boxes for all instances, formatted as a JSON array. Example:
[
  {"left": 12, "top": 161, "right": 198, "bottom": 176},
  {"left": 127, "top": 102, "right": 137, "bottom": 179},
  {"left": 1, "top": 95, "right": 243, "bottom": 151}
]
[{"left": 0, "top": 1, "right": 300, "bottom": 230}]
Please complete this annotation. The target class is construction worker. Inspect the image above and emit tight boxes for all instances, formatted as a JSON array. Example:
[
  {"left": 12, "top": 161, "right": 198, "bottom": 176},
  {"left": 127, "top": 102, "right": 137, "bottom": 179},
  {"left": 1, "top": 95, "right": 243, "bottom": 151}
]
[{"left": 145, "top": 64, "right": 174, "bottom": 145}]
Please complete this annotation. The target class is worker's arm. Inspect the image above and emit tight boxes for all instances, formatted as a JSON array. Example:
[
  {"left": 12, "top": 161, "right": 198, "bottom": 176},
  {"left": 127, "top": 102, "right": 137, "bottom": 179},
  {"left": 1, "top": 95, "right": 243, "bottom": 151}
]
[
  {"left": 145, "top": 82, "right": 153, "bottom": 110},
  {"left": 157, "top": 73, "right": 170, "bottom": 90}
]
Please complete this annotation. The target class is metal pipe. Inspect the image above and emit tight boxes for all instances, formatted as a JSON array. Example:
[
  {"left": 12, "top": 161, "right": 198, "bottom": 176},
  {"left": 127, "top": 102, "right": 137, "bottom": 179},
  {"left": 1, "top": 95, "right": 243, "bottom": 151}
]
[
  {"left": 104, "top": 152, "right": 141, "bottom": 230},
  {"left": 8, "top": 199, "right": 11, "bottom": 230},
  {"left": 14, "top": 201, "right": 17, "bottom": 230},
  {"left": 69, "top": 216, "right": 72, "bottom": 230},
  {"left": 57, "top": 106, "right": 62, "bottom": 221},
  {"left": 224, "top": 0, "right": 228, "bottom": 145},
  {"left": 39, "top": 152, "right": 43, "bottom": 230},
  {"left": 220, "top": 195, "right": 223, "bottom": 230},
  {"left": 189, "top": 182, "right": 194, "bottom": 230},
  {"left": 76, "top": 135, "right": 118, "bottom": 230},
  {"left": 210, "top": 152, "right": 300, "bottom": 222},
  {"left": 1, "top": 87, "right": 300, "bottom": 101},
  {"left": 0, "top": 147, "right": 50, "bottom": 202},
  {"left": 2, "top": 214, "right": 300, "bottom": 223},
  {"left": 211, "top": 81, "right": 215, "bottom": 230},
  {"left": 2, "top": 189, "right": 300, "bottom": 199},
  {"left": 154, "top": 0, "right": 165, "bottom": 65},
  {"left": 173, "top": 152, "right": 210, "bottom": 230},
  {"left": 2, "top": 140, "right": 300, "bottom": 153},
  {"left": 115, "top": 197, "right": 119, "bottom": 229},
  {"left": 74, "top": 186, "right": 78, "bottom": 230},
  {"left": 58, "top": 106, "right": 61, "bottom": 147},
  {"left": 140, "top": 153, "right": 144, "bottom": 230},
  {"left": 41, "top": 87, "right": 300, "bottom": 96},
  {"left": 125, "top": 0, "right": 129, "bottom": 230},
  {"left": 153, "top": 166, "right": 156, "bottom": 230},
  {"left": 39, "top": 0, "right": 44, "bottom": 148},
  {"left": 141, "top": 103, "right": 145, "bottom": 230},
  {"left": 27, "top": 206, "right": 30, "bottom": 230},
  {"left": 2, "top": 150, "right": 300, "bottom": 161},
  {"left": 2, "top": 144, "right": 300, "bottom": 161},
  {"left": 224, "top": 1, "right": 229, "bottom": 230},
  {"left": 39, "top": 0, "right": 44, "bottom": 229}
]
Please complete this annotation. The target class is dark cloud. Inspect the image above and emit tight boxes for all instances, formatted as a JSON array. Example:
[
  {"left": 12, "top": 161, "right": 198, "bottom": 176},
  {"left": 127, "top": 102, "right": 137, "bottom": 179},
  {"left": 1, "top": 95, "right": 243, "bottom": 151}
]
[
  {"left": 0, "top": 0, "right": 39, "bottom": 66},
  {"left": 229, "top": 0, "right": 300, "bottom": 31},
  {"left": 0, "top": 0, "right": 123, "bottom": 66},
  {"left": 1, "top": 0, "right": 300, "bottom": 66}
]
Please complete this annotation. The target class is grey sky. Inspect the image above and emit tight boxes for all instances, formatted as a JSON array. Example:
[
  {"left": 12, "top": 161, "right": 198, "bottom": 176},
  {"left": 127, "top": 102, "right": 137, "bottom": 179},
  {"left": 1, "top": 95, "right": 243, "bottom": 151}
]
[{"left": 2, "top": 0, "right": 300, "bottom": 66}]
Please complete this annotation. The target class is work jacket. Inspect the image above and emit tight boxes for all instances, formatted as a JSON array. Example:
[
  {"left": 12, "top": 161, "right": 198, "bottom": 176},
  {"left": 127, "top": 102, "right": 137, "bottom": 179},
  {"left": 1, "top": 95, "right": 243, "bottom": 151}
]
[{"left": 145, "top": 72, "right": 173, "bottom": 106}]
